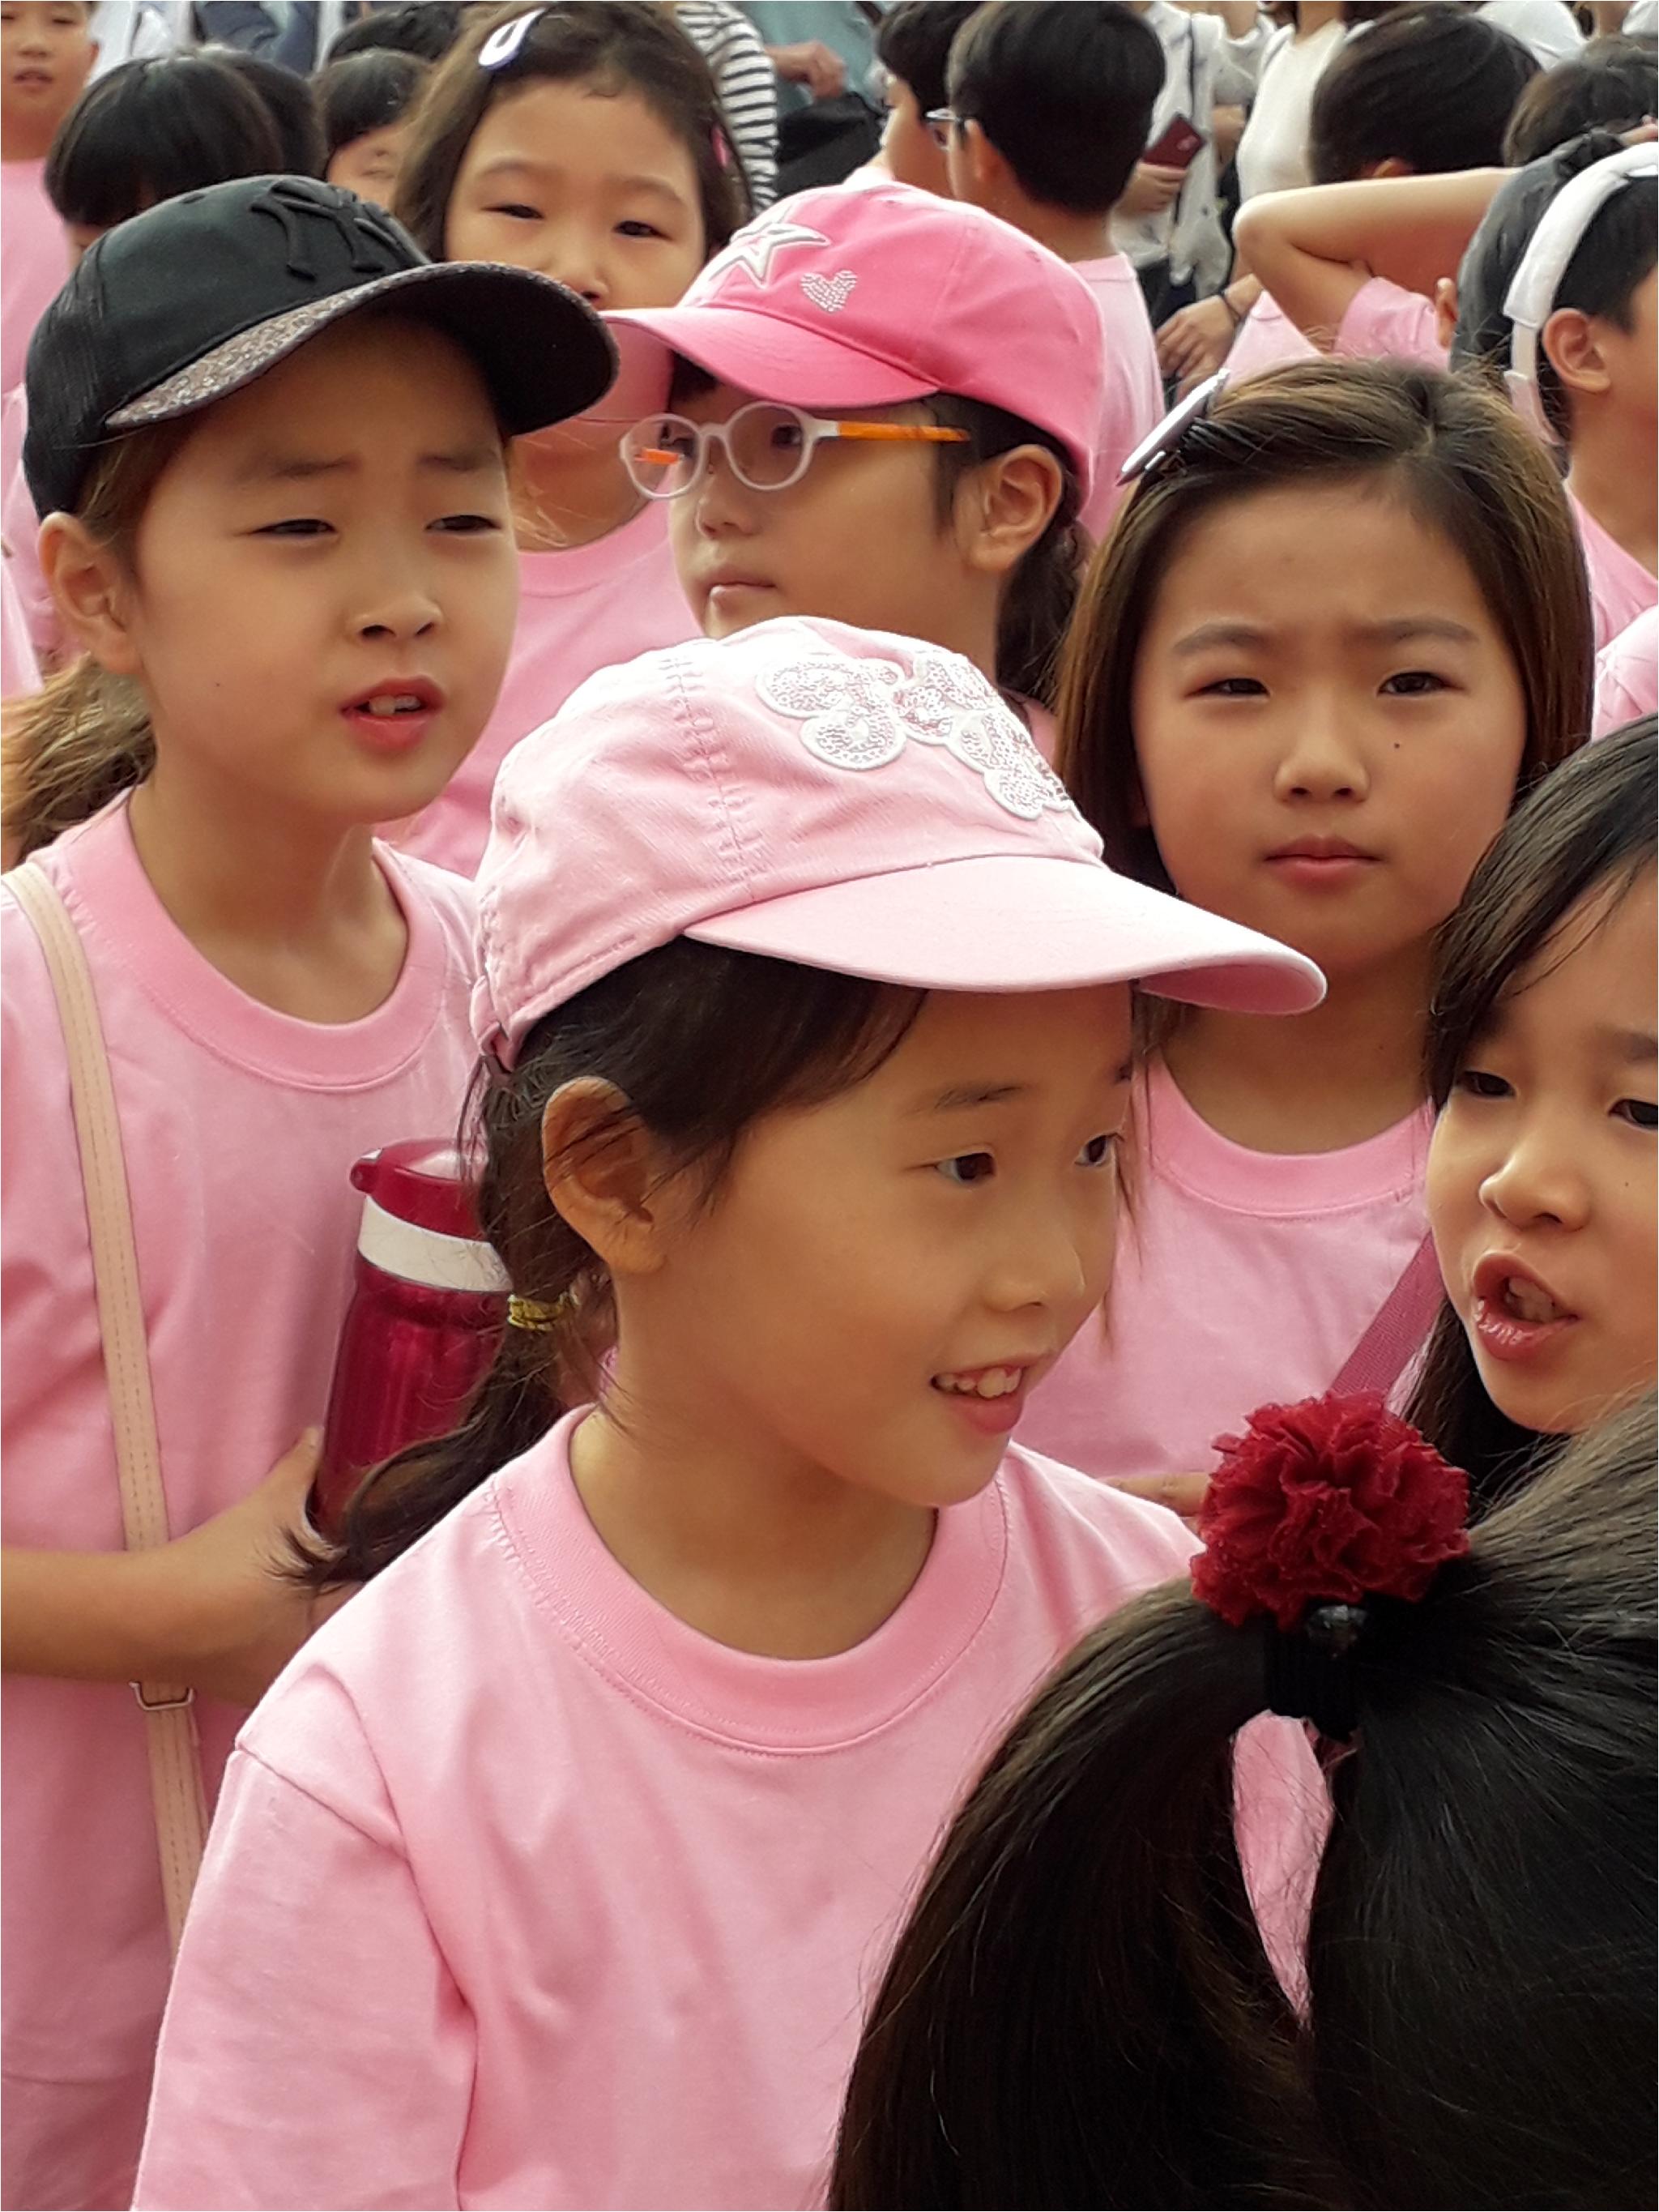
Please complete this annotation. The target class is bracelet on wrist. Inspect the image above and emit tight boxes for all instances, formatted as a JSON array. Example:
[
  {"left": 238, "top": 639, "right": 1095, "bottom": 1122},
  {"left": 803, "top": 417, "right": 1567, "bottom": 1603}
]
[{"left": 1221, "top": 288, "right": 1246, "bottom": 328}]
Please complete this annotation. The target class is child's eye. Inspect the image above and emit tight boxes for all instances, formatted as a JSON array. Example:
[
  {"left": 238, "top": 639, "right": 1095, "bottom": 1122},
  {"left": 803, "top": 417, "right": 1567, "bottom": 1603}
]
[
  {"left": 255, "top": 519, "right": 333, "bottom": 538},
  {"left": 432, "top": 513, "right": 503, "bottom": 534},
  {"left": 486, "top": 203, "right": 540, "bottom": 222},
  {"left": 1614, "top": 1098, "right": 1658, "bottom": 1130},
  {"left": 616, "top": 219, "right": 665, "bottom": 239},
  {"left": 1077, "top": 1133, "right": 1118, "bottom": 1168},
  {"left": 1381, "top": 669, "right": 1451, "bottom": 695},
  {"left": 1453, "top": 1067, "right": 1512, "bottom": 1100},
  {"left": 936, "top": 1152, "right": 996, "bottom": 1187},
  {"left": 1199, "top": 676, "right": 1267, "bottom": 698}
]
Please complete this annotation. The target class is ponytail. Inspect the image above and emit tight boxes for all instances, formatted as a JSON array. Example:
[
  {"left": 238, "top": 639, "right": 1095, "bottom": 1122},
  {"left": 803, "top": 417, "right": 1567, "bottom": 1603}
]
[
  {"left": 1, "top": 417, "right": 190, "bottom": 862},
  {"left": 833, "top": 1394, "right": 1657, "bottom": 2210}
]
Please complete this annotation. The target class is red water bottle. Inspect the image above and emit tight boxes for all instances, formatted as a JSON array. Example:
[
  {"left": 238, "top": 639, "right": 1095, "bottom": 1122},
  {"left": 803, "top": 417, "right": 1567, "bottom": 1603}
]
[{"left": 314, "top": 1141, "right": 509, "bottom": 1534}]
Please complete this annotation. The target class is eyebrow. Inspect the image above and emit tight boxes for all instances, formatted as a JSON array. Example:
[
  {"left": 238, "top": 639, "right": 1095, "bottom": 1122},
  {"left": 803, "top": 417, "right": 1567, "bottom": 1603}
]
[
  {"left": 469, "top": 156, "right": 688, "bottom": 203},
  {"left": 911, "top": 1058, "right": 1136, "bottom": 1114},
  {"left": 232, "top": 445, "right": 501, "bottom": 485},
  {"left": 1601, "top": 1026, "right": 1658, "bottom": 1063},
  {"left": 1169, "top": 616, "right": 1479, "bottom": 657}
]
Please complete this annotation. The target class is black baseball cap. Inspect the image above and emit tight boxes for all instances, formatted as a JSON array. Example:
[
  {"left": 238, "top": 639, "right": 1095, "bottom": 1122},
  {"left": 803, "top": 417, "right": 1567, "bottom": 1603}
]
[{"left": 23, "top": 174, "right": 619, "bottom": 517}]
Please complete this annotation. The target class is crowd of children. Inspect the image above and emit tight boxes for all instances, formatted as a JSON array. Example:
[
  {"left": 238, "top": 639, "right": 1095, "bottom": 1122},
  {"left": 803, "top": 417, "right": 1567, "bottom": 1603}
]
[{"left": 0, "top": 3, "right": 1653, "bottom": 2209}]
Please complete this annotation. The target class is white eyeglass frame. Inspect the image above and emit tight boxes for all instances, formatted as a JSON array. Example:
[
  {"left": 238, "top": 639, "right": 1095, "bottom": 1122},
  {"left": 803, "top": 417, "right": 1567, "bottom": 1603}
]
[
  {"left": 1502, "top": 143, "right": 1658, "bottom": 445},
  {"left": 620, "top": 403, "right": 969, "bottom": 498}
]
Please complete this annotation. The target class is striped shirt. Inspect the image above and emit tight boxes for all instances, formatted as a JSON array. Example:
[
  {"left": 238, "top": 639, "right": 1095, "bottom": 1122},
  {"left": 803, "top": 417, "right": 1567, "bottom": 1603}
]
[{"left": 673, "top": 0, "right": 779, "bottom": 210}]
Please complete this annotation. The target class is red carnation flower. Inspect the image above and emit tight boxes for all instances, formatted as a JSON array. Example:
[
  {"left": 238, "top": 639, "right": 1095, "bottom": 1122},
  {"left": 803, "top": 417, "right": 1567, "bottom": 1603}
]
[{"left": 1192, "top": 1393, "right": 1470, "bottom": 1633}]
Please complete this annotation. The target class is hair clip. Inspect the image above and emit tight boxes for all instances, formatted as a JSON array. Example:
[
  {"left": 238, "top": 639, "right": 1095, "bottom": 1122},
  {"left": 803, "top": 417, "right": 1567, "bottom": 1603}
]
[
  {"left": 1116, "top": 367, "right": 1228, "bottom": 485},
  {"left": 712, "top": 123, "right": 732, "bottom": 170},
  {"left": 479, "top": 8, "right": 546, "bottom": 70}
]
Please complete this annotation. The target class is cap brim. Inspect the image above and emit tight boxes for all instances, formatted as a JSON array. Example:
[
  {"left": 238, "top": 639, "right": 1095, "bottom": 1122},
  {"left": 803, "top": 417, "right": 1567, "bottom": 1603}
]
[
  {"left": 107, "top": 263, "right": 616, "bottom": 440},
  {"left": 607, "top": 305, "right": 936, "bottom": 410},
  {"left": 684, "top": 854, "right": 1325, "bottom": 1016}
]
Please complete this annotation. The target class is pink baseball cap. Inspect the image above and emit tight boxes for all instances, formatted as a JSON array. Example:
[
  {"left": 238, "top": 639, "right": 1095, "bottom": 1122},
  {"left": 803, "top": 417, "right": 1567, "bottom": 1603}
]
[
  {"left": 604, "top": 181, "right": 1105, "bottom": 507},
  {"left": 472, "top": 618, "right": 1324, "bottom": 1067}
]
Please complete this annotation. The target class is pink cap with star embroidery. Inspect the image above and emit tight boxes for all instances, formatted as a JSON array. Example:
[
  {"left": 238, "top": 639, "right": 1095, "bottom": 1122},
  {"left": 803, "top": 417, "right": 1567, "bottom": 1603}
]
[
  {"left": 603, "top": 181, "right": 1107, "bottom": 506},
  {"left": 471, "top": 617, "right": 1324, "bottom": 1066}
]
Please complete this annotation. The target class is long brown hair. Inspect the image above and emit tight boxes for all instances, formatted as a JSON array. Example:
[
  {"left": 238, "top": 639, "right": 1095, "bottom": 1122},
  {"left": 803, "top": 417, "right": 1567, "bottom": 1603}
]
[
  {"left": 832, "top": 1390, "right": 1657, "bottom": 2209},
  {"left": 2, "top": 420, "right": 194, "bottom": 864},
  {"left": 1057, "top": 360, "right": 1593, "bottom": 896},
  {"left": 393, "top": 2, "right": 749, "bottom": 263}
]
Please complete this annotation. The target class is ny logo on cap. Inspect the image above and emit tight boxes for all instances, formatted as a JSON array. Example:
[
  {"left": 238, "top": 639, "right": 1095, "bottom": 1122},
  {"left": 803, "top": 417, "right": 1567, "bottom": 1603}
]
[{"left": 249, "top": 178, "right": 410, "bottom": 282}]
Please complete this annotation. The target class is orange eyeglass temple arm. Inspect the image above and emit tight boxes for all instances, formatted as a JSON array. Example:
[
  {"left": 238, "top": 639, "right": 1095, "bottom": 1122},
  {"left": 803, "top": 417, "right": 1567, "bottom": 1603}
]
[{"left": 830, "top": 424, "right": 971, "bottom": 443}]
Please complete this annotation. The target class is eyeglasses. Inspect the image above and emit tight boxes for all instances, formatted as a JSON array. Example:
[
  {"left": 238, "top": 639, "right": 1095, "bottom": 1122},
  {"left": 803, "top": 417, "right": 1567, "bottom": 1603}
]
[
  {"left": 620, "top": 404, "right": 970, "bottom": 498},
  {"left": 924, "top": 107, "right": 966, "bottom": 149}
]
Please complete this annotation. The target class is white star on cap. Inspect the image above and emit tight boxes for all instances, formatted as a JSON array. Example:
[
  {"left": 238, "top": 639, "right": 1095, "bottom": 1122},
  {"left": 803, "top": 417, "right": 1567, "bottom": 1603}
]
[{"left": 703, "top": 211, "right": 832, "bottom": 287}]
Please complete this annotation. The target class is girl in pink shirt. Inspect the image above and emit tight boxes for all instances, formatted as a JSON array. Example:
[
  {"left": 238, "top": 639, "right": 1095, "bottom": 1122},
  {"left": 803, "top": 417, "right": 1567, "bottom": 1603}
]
[
  {"left": 603, "top": 177, "right": 1109, "bottom": 761},
  {"left": 0, "top": 1, "right": 95, "bottom": 395},
  {"left": 390, "top": 4, "right": 735, "bottom": 878},
  {"left": 134, "top": 618, "right": 1325, "bottom": 2212},
  {"left": 1021, "top": 360, "right": 1593, "bottom": 1501},
  {"left": 0, "top": 177, "right": 612, "bottom": 2212},
  {"left": 1409, "top": 716, "right": 1656, "bottom": 1510},
  {"left": 833, "top": 1388, "right": 1656, "bottom": 2208}
]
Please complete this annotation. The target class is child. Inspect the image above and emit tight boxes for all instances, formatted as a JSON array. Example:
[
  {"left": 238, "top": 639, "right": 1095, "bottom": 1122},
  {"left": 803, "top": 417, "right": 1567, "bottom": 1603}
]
[
  {"left": 940, "top": 0, "right": 1165, "bottom": 536},
  {"left": 1410, "top": 716, "right": 1656, "bottom": 1507},
  {"left": 1217, "top": 8, "right": 1537, "bottom": 383},
  {"left": 606, "top": 180, "right": 1104, "bottom": 749},
  {"left": 1452, "top": 131, "right": 1657, "bottom": 651},
  {"left": 868, "top": 0, "right": 977, "bottom": 196},
  {"left": 0, "top": 0, "right": 96, "bottom": 395},
  {"left": 390, "top": 2, "right": 741, "bottom": 878},
  {"left": 131, "top": 618, "right": 1325, "bottom": 2212},
  {"left": 832, "top": 1386, "right": 1656, "bottom": 2208},
  {"left": 1503, "top": 32, "right": 1658, "bottom": 163},
  {"left": 1020, "top": 360, "right": 1593, "bottom": 1494},
  {"left": 0, "top": 175, "right": 612, "bottom": 2212},
  {"left": 319, "top": 47, "right": 431, "bottom": 209},
  {"left": 199, "top": 44, "right": 326, "bottom": 176}
]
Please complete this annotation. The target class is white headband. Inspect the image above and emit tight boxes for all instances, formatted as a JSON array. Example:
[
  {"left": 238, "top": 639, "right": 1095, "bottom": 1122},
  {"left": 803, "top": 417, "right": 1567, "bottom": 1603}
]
[{"left": 1502, "top": 142, "right": 1658, "bottom": 443}]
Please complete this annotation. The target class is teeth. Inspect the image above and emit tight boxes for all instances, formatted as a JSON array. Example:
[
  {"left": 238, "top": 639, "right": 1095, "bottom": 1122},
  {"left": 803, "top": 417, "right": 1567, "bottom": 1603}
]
[
  {"left": 363, "top": 694, "right": 423, "bottom": 716},
  {"left": 1503, "top": 1276, "right": 1561, "bottom": 1324},
  {"left": 934, "top": 1367, "right": 1022, "bottom": 1399}
]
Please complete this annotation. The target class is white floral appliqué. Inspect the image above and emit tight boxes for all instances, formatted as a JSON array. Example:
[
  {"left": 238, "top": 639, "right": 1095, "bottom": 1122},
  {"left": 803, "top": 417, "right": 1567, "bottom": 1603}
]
[{"left": 754, "top": 647, "right": 1073, "bottom": 820}]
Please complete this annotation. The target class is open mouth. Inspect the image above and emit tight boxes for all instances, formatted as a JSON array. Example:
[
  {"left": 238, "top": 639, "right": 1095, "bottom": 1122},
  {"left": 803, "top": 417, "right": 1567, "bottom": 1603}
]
[{"left": 932, "top": 1366, "right": 1026, "bottom": 1400}]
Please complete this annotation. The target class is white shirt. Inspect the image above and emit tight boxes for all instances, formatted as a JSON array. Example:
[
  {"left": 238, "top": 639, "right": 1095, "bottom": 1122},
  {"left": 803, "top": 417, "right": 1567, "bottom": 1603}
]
[
  {"left": 1111, "top": 0, "right": 1228, "bottom": 290},
  {"left": 1477, "top": 0, "right": 1584, "bottom": 67},
  {"left": 1235, "top": 17, "right": 1350, "bottom": 203}
]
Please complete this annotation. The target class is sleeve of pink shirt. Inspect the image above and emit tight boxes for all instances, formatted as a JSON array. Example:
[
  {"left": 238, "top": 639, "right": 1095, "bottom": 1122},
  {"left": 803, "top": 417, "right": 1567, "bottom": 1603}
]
[
  {"left": 1593, "top": 605, "right": 1658, "bottom": 737},
  {"left": 134, "top": 1727, "right": 475, "bottom": 2210},
  {"left": 1334, "top": 276, "right": 1446, "bottom": 369}
]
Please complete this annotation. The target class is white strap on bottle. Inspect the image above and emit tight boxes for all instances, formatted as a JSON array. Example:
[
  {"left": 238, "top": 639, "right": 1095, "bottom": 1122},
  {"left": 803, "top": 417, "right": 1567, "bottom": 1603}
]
[{"left": 6, "top": 859, "right": 208, "bottom": 1953}]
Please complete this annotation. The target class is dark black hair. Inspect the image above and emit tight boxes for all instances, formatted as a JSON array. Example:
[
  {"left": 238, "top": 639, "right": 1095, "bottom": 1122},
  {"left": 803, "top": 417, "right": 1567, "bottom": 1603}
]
[
  {"left": 832, "top": 1389, "right": 1657, "bottom": 2210},
  {"left": 317, "top": 48, "right": 431, "bottom": 163},
  {"left": 296, "top": 940, "right": 921, "bottom": 1587},
  {"left": 1407, "top": 718, "right": 1657, "bottom": 1513},
  {"left": 1307, "top": 2, "right": 1537, "bottom": 183},
  {"left": 198, "top": 46, "right": 326, "bottom": 177},
  {"left": 1503, "top": 36, "right": 1659, "bottom": 164},
  {"left": 325, "top": 2, "right": 467, "bottom": 66},
  {"left": 946, "top": 0, "right": 1166, "bottom": 217},
  {"left": 45, "top": 52, "right": 284, "bottom": 228},
  {"left": 1452, "top": 126, "right": 1658, "bottom": 438},
  {"left": 395, "top": 2, "right": 748, "bottom": 263},
  {"left": 874, "top": 0, "right": 979, "bottom": 119}
]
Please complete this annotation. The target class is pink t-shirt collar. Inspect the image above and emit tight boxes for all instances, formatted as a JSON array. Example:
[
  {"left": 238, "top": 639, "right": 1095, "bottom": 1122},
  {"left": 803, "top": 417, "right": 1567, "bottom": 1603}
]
[{"left": 1145, "top": 1057, "right": 1431, "bottom": 1212}]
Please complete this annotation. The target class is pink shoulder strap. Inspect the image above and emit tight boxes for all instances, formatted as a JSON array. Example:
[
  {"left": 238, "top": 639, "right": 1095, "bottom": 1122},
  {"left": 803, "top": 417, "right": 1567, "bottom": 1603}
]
[
  {"left": 6, "top": 858, "right": 207, "bottom": 1952},
  {"left": 1330, "top": 1233, "right": 1444, "bottom": 1403}
]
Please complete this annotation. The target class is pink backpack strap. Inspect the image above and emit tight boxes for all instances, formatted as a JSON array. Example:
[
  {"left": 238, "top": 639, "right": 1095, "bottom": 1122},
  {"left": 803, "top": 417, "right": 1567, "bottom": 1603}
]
[
  {"left": 6, "top": 859, "right": 208, "bottom": 1952},
  {"left": 1329, "top": 1233, "right": 1444, "bottom": 1403}
]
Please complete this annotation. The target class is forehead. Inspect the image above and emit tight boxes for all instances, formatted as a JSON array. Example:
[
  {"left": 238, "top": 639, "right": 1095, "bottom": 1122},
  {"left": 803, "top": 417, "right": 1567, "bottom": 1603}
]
[
  {"left": 864, "top": 983, "right": 1133, "bottom": 1096},
  {"left": 462, "top": 75, "right": 698, "bottom": 188},
  {"left": 1493, "top": 869, "right": 1657, "bottom": 1031}
]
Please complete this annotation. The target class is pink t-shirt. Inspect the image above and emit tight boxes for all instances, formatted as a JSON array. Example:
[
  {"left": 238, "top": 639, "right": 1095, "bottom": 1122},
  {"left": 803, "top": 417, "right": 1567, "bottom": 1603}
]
[
  {"left": 1229, "top": 277, "right": 1444, "bottom": 384},
  {"left": 134, "top": 1411, "right": 1323, "bottom": 2212},
  {"left": 1571, "top": 493, "right": 1658, "bottom": 655},
  {"left": 1593, "top": 604, "right": 1657, "bottom": 736},
  {"left": 1, "top": 801, "right": 482, "bottom": 2212},
  {"left": 1071, "top": 254, "right": 1164, "bottom": 540},
  {"left": 1018, "top": 1059, "right": 1434, "bottom": 1484},
  {"left": 1, "top": 159, "right": 69, "bottom": 400},
  {"left": 2, "top": 552, "right": 38, "bottom": 694},
  {"left": 2, "top": 387, "right": 58, "bottom": 668},
  {"left": 396, "top": 505, "right": 698, "bottom": 878}
]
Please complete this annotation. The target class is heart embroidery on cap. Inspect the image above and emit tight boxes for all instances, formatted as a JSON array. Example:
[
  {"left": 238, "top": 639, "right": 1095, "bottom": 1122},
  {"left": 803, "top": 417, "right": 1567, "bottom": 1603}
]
[
  {"left": 800, "top": 268, "right": 857, "bottom": 313},
  {"left": 755, "top": 648, "right": 1073, "bottom": 822}
]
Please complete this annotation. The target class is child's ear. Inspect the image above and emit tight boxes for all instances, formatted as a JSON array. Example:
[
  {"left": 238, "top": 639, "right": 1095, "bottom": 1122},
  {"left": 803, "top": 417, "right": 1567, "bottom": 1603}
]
[
  {"left": 541, "top": 1079, "right": 683, "bottom": 1282},
  {"left": 37, "top": 515, "right": 143, "bottom": 677},
  {"left": 957, "top": 444, "right": 1064, "bottom": 580},
  {"left": 957, "top": 118, "right": 1012, "bottom": 210},
  {"left": 1434, "top": 275, "right": 1459, "bottom": 353},
  {"left": 1542, "top": 305, "right": 1612, "bottom": 403}
]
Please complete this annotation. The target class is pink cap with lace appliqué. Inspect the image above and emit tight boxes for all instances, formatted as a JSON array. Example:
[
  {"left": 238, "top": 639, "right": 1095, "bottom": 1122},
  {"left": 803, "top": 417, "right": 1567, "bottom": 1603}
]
[{"left": 471, "top": 617, "right": 1324, "bottom": 1067}]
